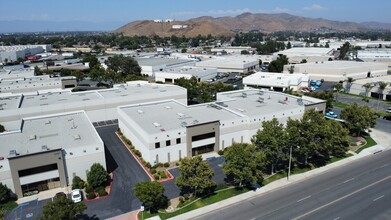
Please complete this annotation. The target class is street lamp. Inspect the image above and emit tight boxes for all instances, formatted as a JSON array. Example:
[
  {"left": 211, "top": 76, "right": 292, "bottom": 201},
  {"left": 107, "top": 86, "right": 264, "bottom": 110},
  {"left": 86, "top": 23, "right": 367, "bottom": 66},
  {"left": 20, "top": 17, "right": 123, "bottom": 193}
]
[{"left": 287, "top": 146, "right": 299, "bottom": 181}]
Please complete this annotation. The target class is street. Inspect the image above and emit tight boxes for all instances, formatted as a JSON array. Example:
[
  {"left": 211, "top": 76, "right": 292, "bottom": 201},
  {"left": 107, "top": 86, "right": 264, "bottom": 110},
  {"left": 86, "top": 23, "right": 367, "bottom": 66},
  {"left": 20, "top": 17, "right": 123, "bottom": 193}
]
[{"left": 194, "top": 149, "right": 391, "bottom": 220}]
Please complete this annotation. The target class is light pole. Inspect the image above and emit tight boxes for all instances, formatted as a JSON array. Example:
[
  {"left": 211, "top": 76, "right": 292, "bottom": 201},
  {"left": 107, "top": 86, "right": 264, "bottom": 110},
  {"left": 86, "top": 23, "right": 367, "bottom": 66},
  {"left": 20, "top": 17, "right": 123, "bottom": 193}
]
[
  {"left": 287, "top": 146, "right": 299, "bottom": 181},
  {"left": 287, "top": 145, "right": 292, "bottom": 181}
]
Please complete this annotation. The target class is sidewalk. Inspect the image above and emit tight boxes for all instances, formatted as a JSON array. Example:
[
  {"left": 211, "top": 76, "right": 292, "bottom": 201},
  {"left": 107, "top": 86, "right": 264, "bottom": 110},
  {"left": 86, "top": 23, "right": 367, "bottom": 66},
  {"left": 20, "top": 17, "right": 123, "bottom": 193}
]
[
  {"left": 170, "top": 144, "right": 390, "bottom": 220},
  {"left": 16, "top": 186, "right": 72, "bottom": 204}
]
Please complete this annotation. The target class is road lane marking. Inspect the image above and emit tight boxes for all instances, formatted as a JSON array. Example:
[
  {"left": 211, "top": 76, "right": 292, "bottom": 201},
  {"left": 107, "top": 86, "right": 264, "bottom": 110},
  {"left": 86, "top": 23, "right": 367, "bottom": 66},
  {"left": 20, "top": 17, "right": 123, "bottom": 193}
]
[
  {"left": 292, "top": 175, "right": 391, "bottom": 220},
  {"left": 380, "top": 163, "right": 389, "bottom": 168},
  {"left": 343, "top": 178, "right": 354, "bottom": 184},
  {"left": 373, "top": 195, "right": 384, "bottom": 201},
  {"left": 333, "top": 217, "right": 340, "bottom": 220},
  {"left": 297, "top": 196, "right": 311, "bottom": 202}
]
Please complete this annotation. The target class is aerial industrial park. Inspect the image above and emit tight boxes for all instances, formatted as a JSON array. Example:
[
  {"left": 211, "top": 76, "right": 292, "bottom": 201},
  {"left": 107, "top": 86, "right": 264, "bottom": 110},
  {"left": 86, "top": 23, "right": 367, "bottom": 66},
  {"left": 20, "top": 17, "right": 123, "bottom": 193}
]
[{"left": 0, "top": 1, "right": 391, "bottom": 220}]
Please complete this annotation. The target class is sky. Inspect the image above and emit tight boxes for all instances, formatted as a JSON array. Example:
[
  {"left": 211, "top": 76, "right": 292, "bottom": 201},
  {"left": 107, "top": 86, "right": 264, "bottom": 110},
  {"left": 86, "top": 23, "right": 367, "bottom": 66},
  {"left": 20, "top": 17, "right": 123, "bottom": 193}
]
[{"left": 1, "top": 0, "right": 391, "bottom": 32}]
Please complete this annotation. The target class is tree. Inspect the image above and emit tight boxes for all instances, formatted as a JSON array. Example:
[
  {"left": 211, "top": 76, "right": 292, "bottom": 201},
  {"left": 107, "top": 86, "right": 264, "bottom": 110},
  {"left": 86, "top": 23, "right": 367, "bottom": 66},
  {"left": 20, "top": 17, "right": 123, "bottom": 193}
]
[
  {"left": 87, "top": 163, "right": 108, "bottom": 189},
  {"left": 0, "top": 183, "right": 11, "bottom": 204},
  {"left": 105, "top": 55, "right": 141, "bottom": 80},
  {"left": 305, "top": 91, "right": 334, "bottom": 110},
  {"left": 339, "top": 42, "right": 350, "bottom": 59},
  {"left": 345, "top": 77, "right": 355, "bottom": 93},
  {"left": 82, "top": 55, "right": 100, "bottom": 69},
  {"left": 176, "top": 156, "right": 216, "bottom": 197},
  {"left": 340, "top": 102, "right": 377, "bottom": 136},
  {"left": 287, "top": 41, "right": 292, "bottom": 49},
  {"left": 268, "top": 55, "right": 289, "bottom": 73},
  {"left": 362, "top": 83, "right": 375, "bottom": 97},
  {"left": 325, "top": 42, "right": 330, "bottom": 48},
  {"left": 0, "top": 124, "right": 5, "bottom": 133},
  {"left": 300, "top": 59, "right": 307, "bottom": 63},
  {"left": 251, "top": 118, "right": 288, "bottom": 174},
  {"left": 241, "top": 50, "right": 250, "bottom": 55},
  {"left": 333, "top": 83, "right": 344, "bottom": 102},
  {"left": 40, "top": 196, "right": 87, "bottom": 220},
  {"left": 285, "top": 109, "right": 348, "bottom": 165},
  {"left": 89, "top": 67, "right": 108, "bottom": 83},
  {"left": 134, "top": 181, "right": 168, "bottom": 212},
  {"left": 259, "top": 59, "right": 263, "bottom": 66},
  {"left": 34, "top": 66, "right": 43, "bottom": 76},
  {"left": 377, "top": 81, "right": 389, "bottom": 110},
  {"left": 223, "top": 143, "right": 264, "bottom": 187}
]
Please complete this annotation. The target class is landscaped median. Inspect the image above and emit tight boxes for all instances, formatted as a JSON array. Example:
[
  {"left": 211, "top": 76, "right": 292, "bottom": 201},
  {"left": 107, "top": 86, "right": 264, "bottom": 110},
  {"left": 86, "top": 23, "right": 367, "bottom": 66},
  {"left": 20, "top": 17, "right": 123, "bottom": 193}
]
[
  {"left": 355, "top": 135, "right": 377, "bottom": 154},
  {"left": 116, "top": 129, "right": 174, "bottom": 182}
]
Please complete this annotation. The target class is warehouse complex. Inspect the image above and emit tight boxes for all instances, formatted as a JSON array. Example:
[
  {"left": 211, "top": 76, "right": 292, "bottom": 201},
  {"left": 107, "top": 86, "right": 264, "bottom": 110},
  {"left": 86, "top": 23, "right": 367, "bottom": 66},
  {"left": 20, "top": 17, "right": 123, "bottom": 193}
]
[
  {"left": 346, "top": 75, "right": 391, "bottom": 101},
  {"left": 284, "top": 61, "right": 388, "bottom": 82},
  {"left": 118, "top": 89, "right": 326, "bottom": 164},
  {"left": 0, "top": 111, "right": 105, "bottom": 198},
  {"left": 136, "top": 57, "right": 196, "bottom": 76},
  {"left": 243, "top": 72, "right": 309, "bottom": 91},
  {"left": 275, "top": 47, "right": 336, "bottom": 64}
]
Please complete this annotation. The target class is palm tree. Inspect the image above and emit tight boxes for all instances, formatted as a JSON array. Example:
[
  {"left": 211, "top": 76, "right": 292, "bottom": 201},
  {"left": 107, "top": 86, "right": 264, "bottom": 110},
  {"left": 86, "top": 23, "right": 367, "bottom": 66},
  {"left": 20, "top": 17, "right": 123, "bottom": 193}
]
[
  {"left": 362, "top": 83, "right": 375, "bottom": 97},
  {"left": 377, "top": 81, "right": 389, "bottom": 111},
  {"left": 345, "top": 77, "right": 355, "bottom": 93},
  {"left": 333, "top": 83, "right": 344, "bottom": 102}
]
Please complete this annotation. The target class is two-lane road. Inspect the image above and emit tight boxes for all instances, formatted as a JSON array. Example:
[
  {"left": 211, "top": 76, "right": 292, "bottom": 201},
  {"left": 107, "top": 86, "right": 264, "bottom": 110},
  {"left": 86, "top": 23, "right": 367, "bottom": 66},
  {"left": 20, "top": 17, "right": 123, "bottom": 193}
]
[{"left": 194, "top": 150, "right": 391, "bottom": 220}]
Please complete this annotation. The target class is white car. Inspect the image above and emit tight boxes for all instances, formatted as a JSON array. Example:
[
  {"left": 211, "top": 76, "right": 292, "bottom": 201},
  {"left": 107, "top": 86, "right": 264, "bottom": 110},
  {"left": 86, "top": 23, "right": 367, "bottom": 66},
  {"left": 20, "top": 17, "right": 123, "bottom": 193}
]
[
  {"left": 386, "top": 107, "right": 391, "bottom": 113},
  {"left": 71, "top": 189, "right": 82, "bottom": 203}
]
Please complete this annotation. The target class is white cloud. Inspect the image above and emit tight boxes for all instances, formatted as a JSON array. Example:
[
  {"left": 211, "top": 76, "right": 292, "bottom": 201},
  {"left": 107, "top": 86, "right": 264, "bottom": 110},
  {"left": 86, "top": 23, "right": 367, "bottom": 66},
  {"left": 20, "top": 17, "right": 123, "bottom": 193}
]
[
  {"left": 271, "top": 7, "right": 291, "bottom": 13},
  {"left": 303, "top": 4, "right": 326, "bottom": 11}
]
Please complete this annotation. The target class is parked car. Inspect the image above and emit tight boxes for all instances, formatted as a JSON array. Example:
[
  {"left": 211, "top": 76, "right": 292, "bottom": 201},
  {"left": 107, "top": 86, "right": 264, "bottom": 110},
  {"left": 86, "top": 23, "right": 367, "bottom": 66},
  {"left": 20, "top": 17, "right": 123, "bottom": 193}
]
[
  {"left": 385, "top": 107, "right": 391, "bottom": 113},
  {"left": 326, "top": 111, "right": 338, "bottom": 118},
  {"left": 383, "top": 115, "right": 391, "bottom": 121},
  {"left": 71, "top": 189, "right": 82, "bottom": 203}
]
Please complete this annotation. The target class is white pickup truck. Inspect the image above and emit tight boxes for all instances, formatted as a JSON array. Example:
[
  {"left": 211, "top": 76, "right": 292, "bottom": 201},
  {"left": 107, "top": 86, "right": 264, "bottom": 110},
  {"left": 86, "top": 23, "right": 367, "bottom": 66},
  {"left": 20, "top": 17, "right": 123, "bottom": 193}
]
[{"left": 386, "top": 107, "right": 391, "bottom": 113}]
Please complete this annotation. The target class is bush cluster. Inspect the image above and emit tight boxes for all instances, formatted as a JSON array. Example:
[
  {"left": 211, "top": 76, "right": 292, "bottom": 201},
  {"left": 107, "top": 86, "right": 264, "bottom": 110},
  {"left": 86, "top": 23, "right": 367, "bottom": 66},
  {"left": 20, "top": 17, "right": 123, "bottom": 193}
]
[{"left": 71, "top": 176, "right": 85, "bottom": 190}]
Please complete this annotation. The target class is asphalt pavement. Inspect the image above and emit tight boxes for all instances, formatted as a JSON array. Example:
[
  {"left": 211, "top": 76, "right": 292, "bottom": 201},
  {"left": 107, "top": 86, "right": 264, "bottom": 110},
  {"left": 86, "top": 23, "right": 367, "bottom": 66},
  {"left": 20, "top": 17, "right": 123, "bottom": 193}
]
[
  {"left": 192, "top": 149, "right": 391, "bottom": 220},
  {"left": 82, "top": 124, "right": 150, "bottom": 219}
]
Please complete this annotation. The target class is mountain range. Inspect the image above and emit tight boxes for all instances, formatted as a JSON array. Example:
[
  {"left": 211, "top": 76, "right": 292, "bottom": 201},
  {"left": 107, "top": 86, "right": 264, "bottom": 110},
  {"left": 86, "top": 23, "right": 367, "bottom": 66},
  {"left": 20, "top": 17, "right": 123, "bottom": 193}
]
[{"left": 114, "top": 12, "right": 391, "bottom": 37}]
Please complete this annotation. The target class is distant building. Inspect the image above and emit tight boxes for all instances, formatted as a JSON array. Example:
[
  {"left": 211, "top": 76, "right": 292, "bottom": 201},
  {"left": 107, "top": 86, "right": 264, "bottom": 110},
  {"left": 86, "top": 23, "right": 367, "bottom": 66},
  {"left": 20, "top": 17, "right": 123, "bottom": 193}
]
[
  {"left": 136, "top": 57, "right": 196, "bottom": 76},
  {"left": 117, "top": 89, "right": 325, "bottom": 164},
  {"left": 155, "top": 66, "right": 218, "bottom": 83},
  {"left": 195, "top": 56, "right": 259, "bottom": 74},
  {"left": 284, "top": 61, "right": 388, "bottom": 82},
  {"left": 0, "top": 45, "right": 52, "bottom": 63},
  {"left": 275, "top": 48, "right": 336, "bottom": 64},
  {"left": 0, "top": 111, "right": 105, "bottom": 198},
  {"left": 243, "top": 72, "right": 309, "bottom": 91},
  {"left": 345, "top": 75, "right": 391, "bottom": 101}
]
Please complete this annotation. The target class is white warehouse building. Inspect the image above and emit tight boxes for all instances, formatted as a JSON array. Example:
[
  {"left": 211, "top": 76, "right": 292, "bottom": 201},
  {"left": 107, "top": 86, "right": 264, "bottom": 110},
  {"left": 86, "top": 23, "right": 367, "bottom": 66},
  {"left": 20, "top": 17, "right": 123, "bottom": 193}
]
[
  {"left": 284, "top": 61, "right": 388, "bottom": 82},
  {"left": 155, "top": 66, "right": 218, "bottom": 83},
  {"left": 118, "top": 89, "right": 325, "bottom": 164},
  {"left": 136, "top": 57, "right": 196, "bottom": 76},
  {"left": 275, "top": 47, "right": 336, "bottom": 64},
  {"left": 0, "top": 111, "right": 105, "bottom": 198},
  {"left": 243, "top": 72, "right": 309, "bottom": 92},
  {"left": 196, "top": 56, "right": 259, "bottom": 74},
  {"left": 0, "top": 81, "right": 187, "bottom": 123},
  {"left": 0, "top": 45, "right": 52, "bottom": 63}
]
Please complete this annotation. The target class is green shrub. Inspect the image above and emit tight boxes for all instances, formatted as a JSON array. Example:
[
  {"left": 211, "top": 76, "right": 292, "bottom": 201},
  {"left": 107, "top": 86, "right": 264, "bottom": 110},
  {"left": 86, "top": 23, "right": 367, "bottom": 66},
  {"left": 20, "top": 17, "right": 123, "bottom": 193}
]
[
  {"left": 350, "top": 142, "right": 358, "bottom": 146},
  {"left": 87, "top": 163, "right": 109, "bottom": 188},
  {"left": 96, "top": 187, "right": 108, "bottom": 197},
  {"left": 163, "top": 162, "right": 170, "bottom": 168},
  {"left": 156, "top": 162, "right": 163, "bottom": 168},
  {"left": 71, "top": 176, "right": 84, "bottom": 190},
  {"left": 159, "top": 171, "right": 167, "bottom": 179},
  {"left": 217, "top": 150, "right": 224, "bottom": 156},
  {"left": 85, "top": 185, "right": 94, "bottom": 194},
  {"left": 134, "top": 149, "right": 142, "bottom": 157},
  {"left": 145, "top": 162, "right": 152, "bottom": 169},
  {"left": 153, "top": 174, "right": 160, "bottom": 180},
  {"left": 175, "top": 162, "right": 180, "bottom": 166},
  {"left": 86, "top": 192, "right": 96, "bottom": 200},
  {"left": 178, "top": 196, "right": 185, "bottom": 203},
  {"left": 150, "top": 168, "right": 157, "bottom": 174}
]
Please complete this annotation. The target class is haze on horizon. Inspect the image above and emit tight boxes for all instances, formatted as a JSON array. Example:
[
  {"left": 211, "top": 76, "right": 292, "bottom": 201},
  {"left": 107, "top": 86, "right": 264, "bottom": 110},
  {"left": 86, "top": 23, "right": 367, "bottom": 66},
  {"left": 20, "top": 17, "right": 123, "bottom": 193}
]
[{"left": 1, "top": 0, "right": 390, "bottom": 33}]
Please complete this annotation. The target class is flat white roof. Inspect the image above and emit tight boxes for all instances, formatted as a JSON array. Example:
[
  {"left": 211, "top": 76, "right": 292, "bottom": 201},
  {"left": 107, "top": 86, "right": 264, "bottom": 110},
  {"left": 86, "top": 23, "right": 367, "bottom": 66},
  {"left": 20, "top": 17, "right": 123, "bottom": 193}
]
[
  {"left": 157, "top": 66, "right": 217, "bottom": 78},
  {"left": 0, "top": 111, "right": 102, "bottom": 158},
  {"left": 196, "top": 57, "right": 258, "bottom": 69},
  {"left": 290, "top": 61, "right": 387, "bottom": 69},
  {"left": 276, "top": 48, "right": 334, "bottom": 56},
  {"left": 136, "top": 57, "right": 195, "bottom": 67},
  {"left": 0, "top": 81, "right": 186, "bottom": 111},
  {"left": 352, "top": 75, "right": 391, "bottom": 85}
]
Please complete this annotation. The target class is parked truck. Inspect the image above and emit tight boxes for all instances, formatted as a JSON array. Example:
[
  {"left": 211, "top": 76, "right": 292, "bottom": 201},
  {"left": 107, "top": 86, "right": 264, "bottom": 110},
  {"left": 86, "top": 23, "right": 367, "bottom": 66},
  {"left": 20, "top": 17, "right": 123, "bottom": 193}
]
[{"left": 64, "top": 59, "right": 80, "bottom": 65}]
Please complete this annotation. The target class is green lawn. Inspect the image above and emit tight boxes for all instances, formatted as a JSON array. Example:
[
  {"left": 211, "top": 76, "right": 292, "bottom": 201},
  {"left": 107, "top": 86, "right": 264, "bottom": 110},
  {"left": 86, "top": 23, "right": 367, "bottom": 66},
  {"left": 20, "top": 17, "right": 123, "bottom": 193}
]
[
  {"left": 138, "top": 187, "right": 250, "bottom": 220},
  {"left": 328, "top": 153, "right": 354, "bottom": 163},
  {"left": 356, "top": 135, "right": 377, "bottom": 153},
  {"left": 333, "top": 102, "right": 351, "bottom": 109}
]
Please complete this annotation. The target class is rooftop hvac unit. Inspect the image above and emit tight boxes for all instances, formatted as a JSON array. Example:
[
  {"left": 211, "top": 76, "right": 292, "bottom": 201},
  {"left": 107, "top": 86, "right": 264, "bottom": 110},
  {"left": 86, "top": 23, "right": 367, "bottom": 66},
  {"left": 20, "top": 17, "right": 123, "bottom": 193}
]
[
  {"left": 29, "top": 135, "right": 36, "bottom": 140},
  {"left": 180, "top": 122, "right": 187, "bottom": 127},
  {"left": 193, "top": 120, "right": 199, "bottom": 124},
  {"left": 73, "top": 134, "right": 81, "bottom": 140},
  {"left": 41, "top": 145, "right": 49, "bottom": 151},
  {"left": 153, "top": 122, "right": 161, "bottom": 127},
  {"left": 9, "top": 150, "right": 17, "bottom": 157}
]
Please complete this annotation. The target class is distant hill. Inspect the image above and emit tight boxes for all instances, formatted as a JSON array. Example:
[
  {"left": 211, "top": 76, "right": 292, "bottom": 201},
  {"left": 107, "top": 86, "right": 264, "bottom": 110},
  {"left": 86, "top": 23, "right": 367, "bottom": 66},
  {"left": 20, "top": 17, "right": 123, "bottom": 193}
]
[{"left": 114, "top": 12, "right": 391, "bottom": 37}]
